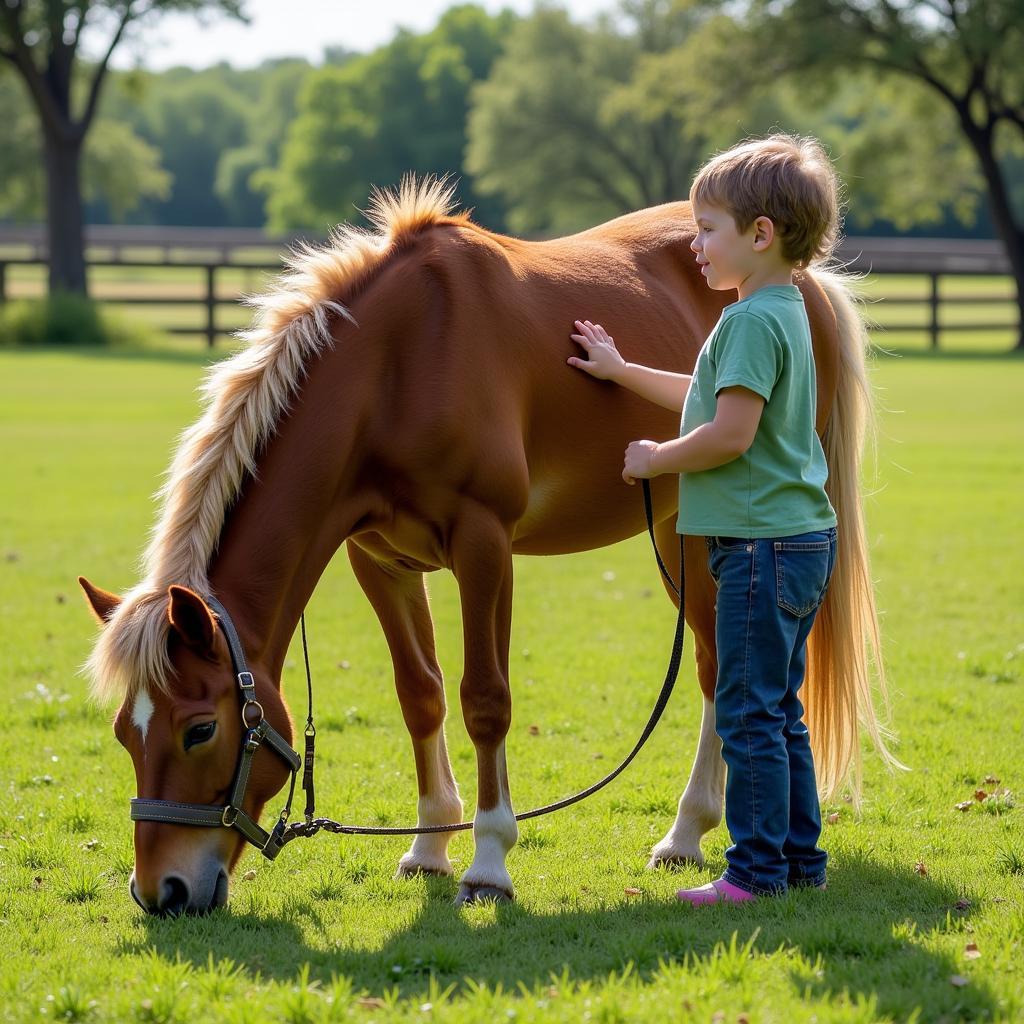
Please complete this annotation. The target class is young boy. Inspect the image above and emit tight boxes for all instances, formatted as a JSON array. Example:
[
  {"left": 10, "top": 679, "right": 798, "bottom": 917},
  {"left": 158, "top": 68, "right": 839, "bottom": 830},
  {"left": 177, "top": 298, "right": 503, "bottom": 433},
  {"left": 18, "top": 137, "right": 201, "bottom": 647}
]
[{"left": 569, "top": 134, "right": 840, "bottom": 903}]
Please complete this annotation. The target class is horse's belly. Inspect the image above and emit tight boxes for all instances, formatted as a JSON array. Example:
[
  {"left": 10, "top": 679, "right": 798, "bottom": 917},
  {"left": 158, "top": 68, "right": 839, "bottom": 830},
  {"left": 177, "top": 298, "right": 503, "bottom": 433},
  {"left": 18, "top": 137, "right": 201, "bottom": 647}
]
[{"left": 511, "top": 471, "right": 678, "bottom": 555}]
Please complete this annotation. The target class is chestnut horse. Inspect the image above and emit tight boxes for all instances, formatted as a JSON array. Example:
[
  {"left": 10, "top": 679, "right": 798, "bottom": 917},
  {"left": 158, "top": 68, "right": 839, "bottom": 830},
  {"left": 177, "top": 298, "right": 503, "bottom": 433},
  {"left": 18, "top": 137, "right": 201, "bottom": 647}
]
[{"left": 81, "top": 176, "right": 891, "bottom": 915}]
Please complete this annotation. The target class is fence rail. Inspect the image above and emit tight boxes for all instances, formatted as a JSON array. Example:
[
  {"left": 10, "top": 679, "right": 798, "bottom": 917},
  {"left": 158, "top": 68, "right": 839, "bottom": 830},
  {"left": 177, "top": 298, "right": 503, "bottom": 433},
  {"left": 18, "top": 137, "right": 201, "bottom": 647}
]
[{"left": 0, "top": 227, "right": 1017, "bottom": 348}]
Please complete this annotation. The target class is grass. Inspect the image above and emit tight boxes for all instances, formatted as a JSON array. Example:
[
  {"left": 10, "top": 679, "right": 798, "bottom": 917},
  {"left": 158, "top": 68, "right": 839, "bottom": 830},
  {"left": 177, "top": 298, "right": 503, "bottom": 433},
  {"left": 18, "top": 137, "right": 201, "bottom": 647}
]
[{"left": 0, "top": 341, "right": 1022, "bottom": 1022}]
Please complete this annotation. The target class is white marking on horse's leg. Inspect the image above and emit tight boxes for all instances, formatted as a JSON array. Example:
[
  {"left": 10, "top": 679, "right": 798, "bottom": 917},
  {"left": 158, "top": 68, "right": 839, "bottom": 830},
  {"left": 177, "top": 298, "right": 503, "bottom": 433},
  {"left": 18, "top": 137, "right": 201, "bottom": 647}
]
[
  {"left": 648, "top": 695, "right": 724, "bottom": 867},
  {"left": 396, "top": 728, "right": 463, "bottom": 877},
  {"left": 457, "top": 743, "right": 517, "bottom": 900},
  {"left": 132, "top": 689, "right": 155, "bottom": 745}
]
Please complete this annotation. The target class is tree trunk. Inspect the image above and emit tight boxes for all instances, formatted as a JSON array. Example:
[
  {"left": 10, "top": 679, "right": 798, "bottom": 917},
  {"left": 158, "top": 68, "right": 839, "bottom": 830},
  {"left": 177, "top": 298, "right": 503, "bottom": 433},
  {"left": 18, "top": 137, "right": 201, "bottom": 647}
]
[
  {"left": 43, "top": 129, "right": 87, "bottom": 296},
  {"left": 959, "top": 119, "right": 1024, "bottom": 349}
]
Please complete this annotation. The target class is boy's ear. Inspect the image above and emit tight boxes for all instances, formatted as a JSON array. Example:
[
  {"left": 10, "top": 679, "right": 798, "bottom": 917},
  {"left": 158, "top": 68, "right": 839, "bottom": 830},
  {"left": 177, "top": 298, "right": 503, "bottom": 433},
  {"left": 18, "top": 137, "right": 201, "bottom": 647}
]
[{"left": 752, "top": 215, "right": 775, "bottom": 250}]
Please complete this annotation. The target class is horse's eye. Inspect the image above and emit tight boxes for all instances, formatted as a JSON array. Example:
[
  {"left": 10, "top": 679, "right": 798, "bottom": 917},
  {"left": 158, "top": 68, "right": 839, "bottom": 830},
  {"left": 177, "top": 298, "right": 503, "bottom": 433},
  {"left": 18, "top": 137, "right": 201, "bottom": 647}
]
[{"left": 184, "top": 721, "right": 217, "bottom": 751}]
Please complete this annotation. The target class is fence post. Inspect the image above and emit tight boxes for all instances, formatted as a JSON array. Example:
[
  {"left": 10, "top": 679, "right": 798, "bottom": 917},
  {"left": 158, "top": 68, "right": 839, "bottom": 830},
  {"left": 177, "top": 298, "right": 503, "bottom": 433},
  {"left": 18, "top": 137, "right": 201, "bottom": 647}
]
[
  {"left": 929, "top": 272, "right": 940, "bottom": 350},
  {"left": 205, "top": 265, "right": 216, "bottom": 348}
]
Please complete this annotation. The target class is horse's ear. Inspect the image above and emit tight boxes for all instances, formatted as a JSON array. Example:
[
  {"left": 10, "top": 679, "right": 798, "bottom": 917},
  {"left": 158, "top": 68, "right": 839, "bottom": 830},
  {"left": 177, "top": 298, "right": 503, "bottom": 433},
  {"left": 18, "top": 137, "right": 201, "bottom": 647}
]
[
  {"left": 78, "top": 576, "right": 122, "bottom": 623},
  {"left": 167, "top": 586, "right": 218, "bottom": 653}
]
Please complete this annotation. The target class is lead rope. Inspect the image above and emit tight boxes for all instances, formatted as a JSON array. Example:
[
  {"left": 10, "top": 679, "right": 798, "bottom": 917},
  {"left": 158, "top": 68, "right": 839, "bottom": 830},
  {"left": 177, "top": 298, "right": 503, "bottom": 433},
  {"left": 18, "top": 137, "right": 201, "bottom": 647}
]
[
  {"left": 300, "top": 613, "right": 316, "bottom": 824},
  {"left": 285, "top": 478, "right": 683, "bottom": 842}
]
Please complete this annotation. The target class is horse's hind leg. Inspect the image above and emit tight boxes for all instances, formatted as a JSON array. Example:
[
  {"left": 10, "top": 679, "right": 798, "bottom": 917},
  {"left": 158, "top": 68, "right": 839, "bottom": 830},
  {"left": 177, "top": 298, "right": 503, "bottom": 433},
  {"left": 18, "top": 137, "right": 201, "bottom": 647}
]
[
  {"left": 450, "top": 504, "right": 518, "bottom": 905},
  {"left": 347, "top": 541, "right": 463, "bottom": 876},
  {"left": 647, "top": 525, "right": 726, "bottom": 868}
]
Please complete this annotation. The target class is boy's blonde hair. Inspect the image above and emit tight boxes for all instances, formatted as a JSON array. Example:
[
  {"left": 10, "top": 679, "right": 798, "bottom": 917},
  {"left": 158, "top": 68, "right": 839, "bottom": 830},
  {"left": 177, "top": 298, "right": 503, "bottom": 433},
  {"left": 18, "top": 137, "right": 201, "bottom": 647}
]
[{"left": 690, "top": 133, "right": 842, "bottom": 269}]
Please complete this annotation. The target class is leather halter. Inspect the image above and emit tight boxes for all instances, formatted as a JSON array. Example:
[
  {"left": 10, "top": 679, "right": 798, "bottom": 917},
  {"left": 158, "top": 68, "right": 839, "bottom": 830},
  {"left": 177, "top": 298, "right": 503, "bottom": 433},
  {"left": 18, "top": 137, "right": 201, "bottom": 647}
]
[{"left": 129, "top": 595, "right": 302, "bottom": 861}]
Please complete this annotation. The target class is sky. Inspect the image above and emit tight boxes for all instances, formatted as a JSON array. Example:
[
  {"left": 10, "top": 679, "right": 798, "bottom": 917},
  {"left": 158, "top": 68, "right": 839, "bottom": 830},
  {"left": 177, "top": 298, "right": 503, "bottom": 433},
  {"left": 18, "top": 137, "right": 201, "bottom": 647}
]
[{"left": 90, "top": 1, "right": 619, "bottom": 71}]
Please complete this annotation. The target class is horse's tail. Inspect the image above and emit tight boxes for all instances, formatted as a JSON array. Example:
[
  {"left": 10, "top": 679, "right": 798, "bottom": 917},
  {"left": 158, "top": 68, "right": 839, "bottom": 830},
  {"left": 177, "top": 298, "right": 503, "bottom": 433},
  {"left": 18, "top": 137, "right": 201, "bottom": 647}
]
[{"left": 805, "top": 268, "right": 903, "bottom": 802}]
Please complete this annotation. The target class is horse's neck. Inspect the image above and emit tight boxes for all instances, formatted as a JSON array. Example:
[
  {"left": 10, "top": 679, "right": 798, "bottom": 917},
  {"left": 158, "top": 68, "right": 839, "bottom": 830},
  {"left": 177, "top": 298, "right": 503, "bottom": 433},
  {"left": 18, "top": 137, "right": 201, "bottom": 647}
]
[{"left": 206, "top": 344, "right": 375, "bottom": 684}]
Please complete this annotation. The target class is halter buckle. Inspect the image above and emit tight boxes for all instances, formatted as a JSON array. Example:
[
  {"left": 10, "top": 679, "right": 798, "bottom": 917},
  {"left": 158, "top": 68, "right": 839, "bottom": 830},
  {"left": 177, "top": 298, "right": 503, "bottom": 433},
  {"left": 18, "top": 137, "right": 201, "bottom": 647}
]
[{"left": 221, "top": 805, "right": 239, "bottom": 827}]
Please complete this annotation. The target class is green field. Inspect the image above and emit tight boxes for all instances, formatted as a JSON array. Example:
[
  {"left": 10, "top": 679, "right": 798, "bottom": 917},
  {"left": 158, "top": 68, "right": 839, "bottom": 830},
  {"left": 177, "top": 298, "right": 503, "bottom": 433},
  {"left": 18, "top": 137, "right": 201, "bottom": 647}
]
[{"left": 1, "top": 341, "right": 1022, "bottom": 1022}]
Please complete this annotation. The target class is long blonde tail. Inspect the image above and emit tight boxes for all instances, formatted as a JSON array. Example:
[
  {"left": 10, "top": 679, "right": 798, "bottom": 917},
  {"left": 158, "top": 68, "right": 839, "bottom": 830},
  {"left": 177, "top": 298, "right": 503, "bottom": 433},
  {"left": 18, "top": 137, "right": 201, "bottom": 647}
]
[{"left": 804, "top": 268, "right": 903, "bottom": 802}]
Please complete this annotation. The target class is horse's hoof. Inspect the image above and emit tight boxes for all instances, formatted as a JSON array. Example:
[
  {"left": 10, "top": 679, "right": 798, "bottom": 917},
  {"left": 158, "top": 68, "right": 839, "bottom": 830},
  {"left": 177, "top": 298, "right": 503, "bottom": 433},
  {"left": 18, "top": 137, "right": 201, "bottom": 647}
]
[
  {"left": 455, "top": 883, "right": 513, "bottom": 906},
  {"left": 646, "top": 846, "right": 704, "bottom": 870},
  {"left": 395, "top": 858, "right": 454, "bottom": 879}
]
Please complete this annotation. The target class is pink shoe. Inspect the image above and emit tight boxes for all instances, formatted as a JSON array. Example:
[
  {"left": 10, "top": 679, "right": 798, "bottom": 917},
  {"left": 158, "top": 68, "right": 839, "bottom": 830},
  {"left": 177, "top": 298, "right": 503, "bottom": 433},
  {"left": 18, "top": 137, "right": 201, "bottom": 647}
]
[{"left": 676, "top": 877, "right": 758, "bottom": 906}]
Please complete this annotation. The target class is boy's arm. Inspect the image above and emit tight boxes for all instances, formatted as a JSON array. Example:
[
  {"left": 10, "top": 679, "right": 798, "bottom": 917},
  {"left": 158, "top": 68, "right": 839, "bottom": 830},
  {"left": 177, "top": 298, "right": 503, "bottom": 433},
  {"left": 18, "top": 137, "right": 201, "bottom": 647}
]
[
  {"left": 569, "top": 319, "right": 690, "bottom": 412},
  {"left": 623, "top": 386, "right": 764, "bottom": 482}
]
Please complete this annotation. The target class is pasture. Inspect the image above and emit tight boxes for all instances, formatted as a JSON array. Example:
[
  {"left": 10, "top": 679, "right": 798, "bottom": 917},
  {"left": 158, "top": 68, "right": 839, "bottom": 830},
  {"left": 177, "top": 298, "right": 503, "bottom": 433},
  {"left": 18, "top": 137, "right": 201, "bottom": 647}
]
[{"left": 0, "top": 338, "right": 1022, "bottom": 1022}]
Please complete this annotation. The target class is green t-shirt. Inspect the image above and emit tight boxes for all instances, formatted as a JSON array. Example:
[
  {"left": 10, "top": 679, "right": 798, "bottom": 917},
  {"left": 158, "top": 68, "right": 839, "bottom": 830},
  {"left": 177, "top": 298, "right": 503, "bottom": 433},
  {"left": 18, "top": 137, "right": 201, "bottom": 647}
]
[{"left": 676, "top": 284, "right": 837, "bottom": 537}]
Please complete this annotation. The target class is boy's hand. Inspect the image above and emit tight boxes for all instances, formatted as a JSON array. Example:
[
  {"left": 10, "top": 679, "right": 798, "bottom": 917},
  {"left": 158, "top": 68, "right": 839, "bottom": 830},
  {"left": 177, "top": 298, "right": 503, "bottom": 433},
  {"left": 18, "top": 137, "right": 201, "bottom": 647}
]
[
  {"left": 568, "top": 320, "right": 626, "bottom": 381},
  {"left": 623, "top": 440, "right": 661, "bottom": 485}
]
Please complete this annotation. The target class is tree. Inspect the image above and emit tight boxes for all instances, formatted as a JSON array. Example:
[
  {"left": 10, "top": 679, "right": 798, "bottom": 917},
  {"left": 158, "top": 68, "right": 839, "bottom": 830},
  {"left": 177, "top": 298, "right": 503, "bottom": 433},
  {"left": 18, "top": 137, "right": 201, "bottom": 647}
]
[
  {"left": 216, "top": 58, "right": 312, "bottom": 226},
  {"left": 260, "top": 4, "right": 515, "bottom": 233},
  {"left": 0, "top": 73, "right": 171, "bottom": 222},
  {"left": 465, "top": 1, "right": 736, "bottom": 234},
  {"left": 748, "top": 0, "right": 1024, "bottom": 347},
  {"left": 0, "top": 0, "right": 244, "bottom": 295}
]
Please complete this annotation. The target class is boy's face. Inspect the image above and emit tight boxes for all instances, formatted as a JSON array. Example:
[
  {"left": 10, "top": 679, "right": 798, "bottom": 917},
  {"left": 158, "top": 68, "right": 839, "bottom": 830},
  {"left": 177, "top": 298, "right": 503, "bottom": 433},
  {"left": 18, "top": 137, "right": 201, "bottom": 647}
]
[{"left": 690, "top": 199, "right": 764, "bottom": 293}]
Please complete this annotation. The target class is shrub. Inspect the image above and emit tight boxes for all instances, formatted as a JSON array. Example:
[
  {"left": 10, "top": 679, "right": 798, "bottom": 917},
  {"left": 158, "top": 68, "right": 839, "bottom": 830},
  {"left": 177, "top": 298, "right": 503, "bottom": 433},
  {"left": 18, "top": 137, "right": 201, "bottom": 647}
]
[{"left": 0, "top": 292, "right": 150, "bottom": 347}]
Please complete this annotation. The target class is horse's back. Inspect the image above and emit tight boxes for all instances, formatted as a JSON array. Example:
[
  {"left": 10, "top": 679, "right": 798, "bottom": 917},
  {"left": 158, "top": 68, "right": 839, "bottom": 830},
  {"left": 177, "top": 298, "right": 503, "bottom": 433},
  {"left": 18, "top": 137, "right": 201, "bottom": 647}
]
[{"left": 349, "top": 204, "right": 840, "bottom": 553}]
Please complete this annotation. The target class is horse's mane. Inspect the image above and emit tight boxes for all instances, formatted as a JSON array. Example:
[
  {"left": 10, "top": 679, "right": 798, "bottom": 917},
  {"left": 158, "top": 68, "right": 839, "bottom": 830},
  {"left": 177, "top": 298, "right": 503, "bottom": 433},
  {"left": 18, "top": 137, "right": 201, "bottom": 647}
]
[{"left": 86, "top": 174, "right": 472, "bottom": 704}]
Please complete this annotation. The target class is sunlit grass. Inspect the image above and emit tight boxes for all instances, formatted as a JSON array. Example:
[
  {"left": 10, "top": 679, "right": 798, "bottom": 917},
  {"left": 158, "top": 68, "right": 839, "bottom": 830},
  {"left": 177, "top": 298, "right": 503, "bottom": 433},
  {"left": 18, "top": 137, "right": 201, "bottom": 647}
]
[{"left": 0, "top": 345, "right": 1021, "bottom": 1022}]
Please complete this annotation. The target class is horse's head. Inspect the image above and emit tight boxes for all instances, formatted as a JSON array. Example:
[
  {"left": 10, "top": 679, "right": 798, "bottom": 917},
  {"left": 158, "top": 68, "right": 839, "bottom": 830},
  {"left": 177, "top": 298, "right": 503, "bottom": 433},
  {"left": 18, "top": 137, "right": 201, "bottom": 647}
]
[{"left": 79, "top": 577, "right": 295, "bottom": 916}]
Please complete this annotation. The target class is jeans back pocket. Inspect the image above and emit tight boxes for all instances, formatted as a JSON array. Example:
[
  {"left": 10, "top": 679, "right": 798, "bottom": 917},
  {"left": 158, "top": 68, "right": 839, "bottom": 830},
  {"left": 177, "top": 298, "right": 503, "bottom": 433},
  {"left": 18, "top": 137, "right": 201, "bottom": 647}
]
[{"left": 774, "top": 539, "right": 833, "bottom": 617}]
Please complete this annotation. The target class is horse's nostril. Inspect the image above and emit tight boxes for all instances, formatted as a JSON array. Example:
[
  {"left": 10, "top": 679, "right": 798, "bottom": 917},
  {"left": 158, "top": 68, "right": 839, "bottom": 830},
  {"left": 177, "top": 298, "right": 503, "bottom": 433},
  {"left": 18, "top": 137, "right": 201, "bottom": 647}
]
[
  {"left": 157, "top": 875, "right": 190, "bottom": 916},
  {"left": 212, "top": 869, "right": 229, "bottom": 908}
]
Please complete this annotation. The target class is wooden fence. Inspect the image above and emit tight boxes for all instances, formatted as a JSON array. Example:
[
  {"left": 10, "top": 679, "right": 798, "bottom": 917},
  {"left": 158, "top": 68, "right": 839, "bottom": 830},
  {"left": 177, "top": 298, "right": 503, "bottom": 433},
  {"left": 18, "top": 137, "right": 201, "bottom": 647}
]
[{"left": 0, "top": 225, "right": 1016, "bottom": 349}]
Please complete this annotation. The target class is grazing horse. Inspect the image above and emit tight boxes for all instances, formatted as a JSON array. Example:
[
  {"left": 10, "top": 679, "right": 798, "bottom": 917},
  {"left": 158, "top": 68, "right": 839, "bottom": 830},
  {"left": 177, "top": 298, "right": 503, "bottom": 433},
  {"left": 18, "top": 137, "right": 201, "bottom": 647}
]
[{"left": 81, "top": 176, "right": 892, "bottom": 915}]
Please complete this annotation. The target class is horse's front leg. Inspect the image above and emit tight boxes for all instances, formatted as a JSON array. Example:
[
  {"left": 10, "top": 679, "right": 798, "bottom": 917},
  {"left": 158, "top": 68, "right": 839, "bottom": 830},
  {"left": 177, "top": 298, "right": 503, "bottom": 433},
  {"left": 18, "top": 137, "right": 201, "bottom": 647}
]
[
  {"left": 347, "top": 541, "right": 463, "bottom": 877},
  {"left": 451, "top": 504, "right": 518, "bottom": 905}
]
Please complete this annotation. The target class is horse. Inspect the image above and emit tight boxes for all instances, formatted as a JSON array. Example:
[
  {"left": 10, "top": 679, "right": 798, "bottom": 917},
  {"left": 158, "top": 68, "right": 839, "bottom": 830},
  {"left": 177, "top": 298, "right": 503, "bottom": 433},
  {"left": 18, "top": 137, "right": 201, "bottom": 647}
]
[{"left": 80, "top": 175, "right": 892, "bottom": 915}]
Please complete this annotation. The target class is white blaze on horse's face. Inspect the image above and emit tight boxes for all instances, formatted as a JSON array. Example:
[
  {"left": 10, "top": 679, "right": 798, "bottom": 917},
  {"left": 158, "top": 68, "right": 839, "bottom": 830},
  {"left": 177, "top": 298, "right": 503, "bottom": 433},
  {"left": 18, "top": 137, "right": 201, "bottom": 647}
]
[{"left": 131, "top": 688, "right": 155, "bottom": 745}]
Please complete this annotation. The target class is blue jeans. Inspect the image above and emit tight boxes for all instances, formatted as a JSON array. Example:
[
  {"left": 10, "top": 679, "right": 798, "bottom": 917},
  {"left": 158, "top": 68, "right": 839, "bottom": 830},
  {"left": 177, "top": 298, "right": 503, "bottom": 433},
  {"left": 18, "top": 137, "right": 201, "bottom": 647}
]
[{"left": 706, "top": 528, "right": 837, "bottom": 895}]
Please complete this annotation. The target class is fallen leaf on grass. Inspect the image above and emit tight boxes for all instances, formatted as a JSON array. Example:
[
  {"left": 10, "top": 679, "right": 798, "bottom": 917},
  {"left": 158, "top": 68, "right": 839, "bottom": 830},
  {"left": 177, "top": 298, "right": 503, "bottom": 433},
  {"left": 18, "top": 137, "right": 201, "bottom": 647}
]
[
  {"left": 964, "top": 943, "right": 981, "bottom": 960},
  {"left": 528, "top": 725, "right": 540, "bottom": 736},
  {"left": 242, "top": 869, "right": 257, "bottom": 881},
  {"left": 984, "top": 774, "right": 1000, "bottom": 785},
  {"left": 955, "top": 801, "right": 973, "bottom": 812},
  {"left": 358, "top": 997, "right": 386, "bottom": 1010},
  {"left": 974, "top": 789, "right": 988, "bottom": 802},
  {"left": 950, "top": 975, "right": 969, "bottom": 988},
  {"left": 624, "top": 887, "right": 642, "bottom": 896},
  {"left": 914, "top": 862, "right": 928, "bottom": 876},
  {"left": 826, "top": 812, "right": 840, "bottom": 825},
  {"left": 954, "top": 898, "right": 972, "bottom": 911}
]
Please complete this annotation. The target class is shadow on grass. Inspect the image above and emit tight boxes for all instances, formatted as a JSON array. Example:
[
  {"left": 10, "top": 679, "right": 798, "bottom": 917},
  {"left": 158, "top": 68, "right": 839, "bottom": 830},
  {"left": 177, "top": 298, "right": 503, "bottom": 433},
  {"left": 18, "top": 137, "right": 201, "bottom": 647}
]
[{"left": 123, "top": 853, "right": 999, "bottom": 1020}]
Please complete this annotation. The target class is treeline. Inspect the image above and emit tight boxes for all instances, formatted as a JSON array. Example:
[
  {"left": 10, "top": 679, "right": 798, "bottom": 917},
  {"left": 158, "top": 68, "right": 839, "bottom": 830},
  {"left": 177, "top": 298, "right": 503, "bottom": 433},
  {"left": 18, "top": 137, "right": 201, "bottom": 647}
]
[{"left": 0, "top": 2, "right": 1019, "bottom": 239}]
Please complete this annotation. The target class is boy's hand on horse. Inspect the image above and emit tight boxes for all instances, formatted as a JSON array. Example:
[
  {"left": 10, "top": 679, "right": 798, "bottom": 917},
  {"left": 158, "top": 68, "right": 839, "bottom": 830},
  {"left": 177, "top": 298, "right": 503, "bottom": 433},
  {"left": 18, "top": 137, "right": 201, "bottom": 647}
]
[{"left": 568, "top": 320, "right": 626, "bottom": 380}]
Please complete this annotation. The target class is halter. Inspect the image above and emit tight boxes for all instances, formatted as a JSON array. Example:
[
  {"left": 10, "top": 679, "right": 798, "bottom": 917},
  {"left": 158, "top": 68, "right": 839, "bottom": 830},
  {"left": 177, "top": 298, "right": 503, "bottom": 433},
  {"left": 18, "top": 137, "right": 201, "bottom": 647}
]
[
  {"left": 129, "top": 595, "right": 303, "bottom": 861},
  {"left": 128, "top": 481, "right": 684, "bottom": 861}
]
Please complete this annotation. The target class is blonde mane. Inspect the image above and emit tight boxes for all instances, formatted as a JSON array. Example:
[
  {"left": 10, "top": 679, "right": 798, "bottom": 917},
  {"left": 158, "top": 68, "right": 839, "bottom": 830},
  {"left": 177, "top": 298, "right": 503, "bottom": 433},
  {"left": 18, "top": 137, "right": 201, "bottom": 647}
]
[{"left": 87, "top": 174, "right": 472, "bottom": 704}]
